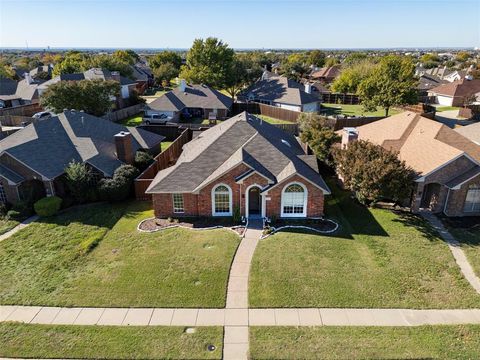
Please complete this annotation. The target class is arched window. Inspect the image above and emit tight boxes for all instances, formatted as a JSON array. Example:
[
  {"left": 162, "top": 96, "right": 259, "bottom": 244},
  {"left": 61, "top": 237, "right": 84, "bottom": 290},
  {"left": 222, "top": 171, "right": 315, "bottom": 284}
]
[
  {"left": 212, "top": 184, "right": 232, "bottom": 216},
  {"left": 281, "top": 183, "right": 307, "bottom": 217},
  {"left": 464, "top": 184, "right": 480, "bottom": 213}
]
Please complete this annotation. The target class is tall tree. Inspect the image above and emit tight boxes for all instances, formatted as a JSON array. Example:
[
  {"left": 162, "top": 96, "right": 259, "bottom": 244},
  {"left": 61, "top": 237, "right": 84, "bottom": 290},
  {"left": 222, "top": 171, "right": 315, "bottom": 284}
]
[
  {"left": 40, "top": 79, "right": 120, "bottom": 116},
  {"left": 331, "top": 59, "right": 376, "bottom": 94},
  {"left": 112, "top": 50, "right": 139, "bottom": 65},
  {"left": 333, "top": 140, "right": 416, "bottom": 205},
  {"left": 152, "top": 63, "right": 178, "bottom": 86},
  {"left": 179, "top": 37, "right": 235, "bottom": 89},
  {"left": 357, "top": 55, "right": 417, "bottom": 116},
  {"left": 149, "top": 51, "right": 182, "bottom": 70},
  {"left": 52, "top": 52, "right": 89, "bottom": 76},
  {"left": 298, "top": 113, "right": 340, "bottom": 165},
  {"left": 307, "top": 50, "right": 326, "bottom": 67},
  {"left": 281, "top": 53, "right": 308, "bottom": 81},
  {"left": 89, "top": 54, "right": 133, "bottom": 77}
]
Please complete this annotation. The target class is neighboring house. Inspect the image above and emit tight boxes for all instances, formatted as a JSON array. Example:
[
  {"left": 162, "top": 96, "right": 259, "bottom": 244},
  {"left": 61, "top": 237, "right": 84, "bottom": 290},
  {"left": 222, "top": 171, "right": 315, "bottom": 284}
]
[
  {"left": 417, "top": 74, "right": 447, "bottom": 102},
  {"left": 37, "top": 68, "right": 137, "bottom": 109},
  {"left": 238, "top": 75, "right": 320, "bottom": 112},
  {"left": 0, "top": 110, "right": 164, "bottom": 205},
  {"left": 428, "top": 78, "right": 480, "bottom": 106},
  {"left": 310, "top": 66, "right": 341, "bottom": 83},
  {"left": 341, "top": 111, "right": 480, "bottom": 216},
  {"left": 0, "top": 75, "right": 40, "bottom": 108},
  {"left": 146, "top": 80, "right": 233, "bottom": 121},
  {"left": 146, "top": 112, "right": 330, "bottom": 219},
  {"left": 130, "top": 62, "right": 154, "bottom": 94},
  {"left": 456, "top": 122, "right": 480, "bottom": 145},
  {"left": 415, "top": 65, "right": 466, "bottom": 82}
]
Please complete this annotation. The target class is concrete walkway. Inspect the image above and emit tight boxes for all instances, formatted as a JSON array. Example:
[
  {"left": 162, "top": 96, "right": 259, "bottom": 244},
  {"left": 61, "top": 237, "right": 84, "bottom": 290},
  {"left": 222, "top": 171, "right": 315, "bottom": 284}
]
[
  {"left": 3, "top": 305, "right": 480, "bottom": 327},
  {"left": 224, "top": 218, "right": 262, "bottom": 360},
  {"left": 421, "top": 212, "right": 480, "bottom": 294},
  {"left": 0, "top": 215, "right": 38, "bottom": 243}
]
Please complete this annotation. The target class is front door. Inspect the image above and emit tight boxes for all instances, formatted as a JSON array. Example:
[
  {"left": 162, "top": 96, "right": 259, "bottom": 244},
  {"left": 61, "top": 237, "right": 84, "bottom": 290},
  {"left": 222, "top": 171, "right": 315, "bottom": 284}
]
[
  {"left": 248, "top": 187, "right": 261, "bottom": 216},
  {"left": 421, "top": 183, "right": 442, "bottom": 211}
]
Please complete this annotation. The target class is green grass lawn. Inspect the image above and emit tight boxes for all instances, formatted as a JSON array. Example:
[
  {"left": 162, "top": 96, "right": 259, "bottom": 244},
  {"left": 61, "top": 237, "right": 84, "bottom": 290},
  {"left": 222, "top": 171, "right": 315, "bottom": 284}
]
[
  {"left": 250, "top": 326, "right": 480, "bottom": 359},
  {"left": 0, "top": 202, "right": 240, "bottom": 307},
  {"left": 256, "top": 114, "right": 294, "bottom": 124},
  {"left": 0, "top": 219, "right": 18, "bottom": 235},
  {"left": 436, "top": 106, "right": 461, "bottom": 112},
  {"left": 161, "top": 141, "right": 173, "bottom": 151},
  {"left": 321, "top": 103, "right": 400, "bottom": 117},
  {"left": 0, "top": 323, "right": 222, "bottom": 360},
  {"left": 249, "top": 181, "right": 480, "bottom": 308},
  {"left": 441, "top": 217, "right": 480, "bottom": 278},
  {"left": 118, "top": 112, "right": 143, "bottom": 126}
]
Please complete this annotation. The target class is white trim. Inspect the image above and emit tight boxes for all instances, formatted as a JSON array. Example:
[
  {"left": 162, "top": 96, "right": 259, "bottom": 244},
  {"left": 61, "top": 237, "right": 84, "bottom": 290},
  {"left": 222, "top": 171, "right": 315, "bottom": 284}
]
[
  {"left": 449, "top": 171, "right": 480, "bottom": 190},
  {"left": 211, "top": 183, "right": 233, "bottom": 217},
  {"left": 262, "top": 172, "right": 331, "bottom": 195},
  {"left": 280, "top": 182, "right": 308, "bottom": 218},
  {"left": 245, "top": 184, "right": 264, "bottom": 218},
  {"left": 236, "top": 169, "right": 273, "bottom": 184}
]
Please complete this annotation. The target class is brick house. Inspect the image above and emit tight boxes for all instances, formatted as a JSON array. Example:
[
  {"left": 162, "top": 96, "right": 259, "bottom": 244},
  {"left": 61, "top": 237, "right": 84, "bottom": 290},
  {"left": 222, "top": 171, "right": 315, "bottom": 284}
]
[
  {"left": 146, "top": 80, "right": 233, "bottom": 122},
  {"left": 428, "top": 78, "right": 480, "bottom": 107},
  {"left": 0, "top": 110, "right": 164, "bottom": 205},
  {"left": 146, "top": 112, "right": 330, "bottom": 219},
  {"left": 341, "top": 111, "right": 480, "bottom": 217}
]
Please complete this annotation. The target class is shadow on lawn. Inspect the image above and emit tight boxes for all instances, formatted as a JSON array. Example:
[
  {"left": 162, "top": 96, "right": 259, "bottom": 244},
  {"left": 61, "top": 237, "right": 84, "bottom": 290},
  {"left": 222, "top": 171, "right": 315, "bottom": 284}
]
[{"left": 392, "top": 212, "right": 440, "bottom": 242}]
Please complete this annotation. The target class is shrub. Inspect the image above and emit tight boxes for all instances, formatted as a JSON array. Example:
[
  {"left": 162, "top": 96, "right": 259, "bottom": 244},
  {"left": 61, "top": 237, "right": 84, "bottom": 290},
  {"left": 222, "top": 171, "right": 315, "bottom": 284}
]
[
  {"left": 134, "top": 151, "right": 154, "bottom": 172},
  {"left": 114, "top": 164, "right": 139, "bottom": 181},
  {"left": 0, "top": 203, "right": 8, "bottom": 218},
  {"left": 34, "top": 196, "right": 62, "bottom": 217},
  {"left": 232, "top": 206, "right": 241, "bottom": 223},
  {"left": 6, "top": 210, "right": 22, "bottom": 221},
  {"left": 11, "top": 201, "right": 34, "bottom": 219},
  {"left": 64, "top": 161, "right": 93, "bottom": 204},
  {"left": 97, "top": 165, "right": 139, "bottom": 202}
]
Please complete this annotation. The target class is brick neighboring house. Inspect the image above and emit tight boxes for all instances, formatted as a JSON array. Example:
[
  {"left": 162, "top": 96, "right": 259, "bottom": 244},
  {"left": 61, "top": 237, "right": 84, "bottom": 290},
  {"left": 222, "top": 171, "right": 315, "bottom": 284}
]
[
  {"left": 0, "top": 110, "right": 164, "bottom": 205},
  {"left": 428, "top": 78, "right": 480, "bottom": 107},
  {"left": 237, "top": 74, "right": 321, "bottom": 113},
  {"left": 341, "top": 111, "right": 480, "bottom": 216},
  {"left": 309, "top": 66, "right": 341, "bottom": 83},
  {"left": 146, "top": 112, "right": 330, "bottom": 219},
  {"left": 146, "top": 80, "right": 233, "bottom": 122}
]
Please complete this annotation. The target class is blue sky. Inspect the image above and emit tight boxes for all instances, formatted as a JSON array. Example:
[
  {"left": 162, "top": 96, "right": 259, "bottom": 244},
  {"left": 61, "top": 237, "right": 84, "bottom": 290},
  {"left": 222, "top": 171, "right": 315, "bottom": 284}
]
[{"left": 0, "top": 0, "right": 478, "bottom": 49}]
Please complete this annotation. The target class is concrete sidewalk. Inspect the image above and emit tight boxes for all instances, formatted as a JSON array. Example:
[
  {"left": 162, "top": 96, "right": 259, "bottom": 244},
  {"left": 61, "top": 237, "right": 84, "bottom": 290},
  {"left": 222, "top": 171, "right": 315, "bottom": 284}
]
[
  {"left": 0, "top": 215, "right": 38, "bottom": 243},
  {"left": 2, "top": 305, "right": 480, "bottom": 327},
  {"left": 421, "top": 212, "right": 480, "bottom": 294}
]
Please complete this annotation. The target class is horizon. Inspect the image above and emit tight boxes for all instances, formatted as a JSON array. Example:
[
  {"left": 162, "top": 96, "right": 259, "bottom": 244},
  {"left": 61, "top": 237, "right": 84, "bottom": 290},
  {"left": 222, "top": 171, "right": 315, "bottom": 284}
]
[{"left": 0, "top": 0, "right": 478, "bottom": 49}]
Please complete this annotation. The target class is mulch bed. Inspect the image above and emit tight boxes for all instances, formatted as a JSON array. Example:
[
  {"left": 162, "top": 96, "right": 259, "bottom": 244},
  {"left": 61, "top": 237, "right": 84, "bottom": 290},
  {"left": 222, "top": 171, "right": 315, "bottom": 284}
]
[
  {"left": 266, "top": 218, "right": 338, "bottom": 234},
  {"left": 139, "top": 217, "right": 246, "bottom": 236}
]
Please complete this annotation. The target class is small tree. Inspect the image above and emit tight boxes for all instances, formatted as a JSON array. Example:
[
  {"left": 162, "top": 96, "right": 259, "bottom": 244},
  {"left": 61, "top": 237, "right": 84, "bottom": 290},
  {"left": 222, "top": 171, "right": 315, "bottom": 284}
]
[
  {"left": 298, "top": 113, "right": 340, "bottom": 165},
  {"left": 41, "top": 79, "right": 120, "bottom": 116},
  {"left": 333, "top": 140, "right": 416, "bottom": 205},
  {"left": 153, "top": 62, "right": 178, "bottom": 86},
  {"left": 64, "top": 161, "right": 92, "bottom": 204}
]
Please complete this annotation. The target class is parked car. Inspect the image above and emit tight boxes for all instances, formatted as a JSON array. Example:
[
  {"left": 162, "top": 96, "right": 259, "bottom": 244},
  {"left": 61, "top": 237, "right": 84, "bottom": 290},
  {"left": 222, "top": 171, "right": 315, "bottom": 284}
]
[
  {"left": 143, "top": 113, "right": 171, "bottom": 125},
  {"left": 32, "top": 111, "right": 55, "bottom": 120}
]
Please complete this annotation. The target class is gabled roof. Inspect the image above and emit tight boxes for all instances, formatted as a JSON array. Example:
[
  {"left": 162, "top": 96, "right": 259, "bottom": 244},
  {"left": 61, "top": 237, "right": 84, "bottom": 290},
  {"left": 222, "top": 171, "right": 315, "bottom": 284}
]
[
  {"left": 38, "top": 68, "right": 135, "bottom": 91},
  {"left": 417, "top": 74, "right": 447, "bottom": 91},
  {"left": 351, "top": 111, "right": 480, "bottom": 176},
  {"left": 0, "top": 111, "right": 164, "bottom": 179},
  {"left": 429, "top": 79, "right": 480, "bottom": 98},
  {"left": 240, "top": 75, "right": 319, "bottom": 106},
  {"left": 148, "top": 84, "right": 233, "bottom": 112},
  {"left": 455, "top": 122, "right": 480, "bottom": 145},
  {"left": 310, "top": 66, "right": 341, "bottom": 79},
  {"left": 146, "top": 112, "right": 330, "bottom": 194},
  {"left": 0, "top": 77, "right": 38, "bottom": 101}
]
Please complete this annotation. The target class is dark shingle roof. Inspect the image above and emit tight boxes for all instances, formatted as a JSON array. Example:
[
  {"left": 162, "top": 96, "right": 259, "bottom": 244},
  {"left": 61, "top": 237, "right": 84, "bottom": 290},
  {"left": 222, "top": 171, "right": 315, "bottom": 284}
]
[
  {"left": 148, "top": 84, "right": 233, "bottom": 112},
  {"left": 240, "top": 75, "right": 319, "bottom": 106},
  {"left": 146, "top": 112, "right": 330, "bottom": 194},
  {"left": 0, "top": 111, "right": 164, "bottom": 179}
]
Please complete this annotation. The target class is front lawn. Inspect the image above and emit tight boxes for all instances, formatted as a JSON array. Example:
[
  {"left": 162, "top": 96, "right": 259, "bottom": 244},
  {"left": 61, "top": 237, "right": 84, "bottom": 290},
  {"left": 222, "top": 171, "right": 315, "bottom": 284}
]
[
  {"left": 436, "top": 106, "right": 461, "bottom": 112},
  {"left": 250, "top": 326, "right": 480, "bottom": 359},
  {"left": 0, "top": 323, "right": 222, "bottom": 360},
  {"left": 442, "top": 216, "right": 480, "bottom": 278},
  {"left": 0, "top": 219, "right": 19, "bottom": 236},
  {"left": 161, "top": 141, "right": 173, "bottom": 151},
  {"left": 0, "top": 202, "right": 240, "bottom": 307},
  {"left": 320, "top": 103, "right": 400, "bottom": 117},
  {"left": 249, "top": 181, "right": 480, "bottom": 308}
]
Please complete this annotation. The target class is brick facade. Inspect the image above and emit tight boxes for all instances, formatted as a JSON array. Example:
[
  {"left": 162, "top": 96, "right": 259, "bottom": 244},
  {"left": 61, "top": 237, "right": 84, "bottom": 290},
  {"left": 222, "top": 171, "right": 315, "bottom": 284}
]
[
  {"left": 411, "top": 155, "right": 480, "bottom": 216},
  {"left": 152, "top": 164, "right": 325, "bottom": 219}
]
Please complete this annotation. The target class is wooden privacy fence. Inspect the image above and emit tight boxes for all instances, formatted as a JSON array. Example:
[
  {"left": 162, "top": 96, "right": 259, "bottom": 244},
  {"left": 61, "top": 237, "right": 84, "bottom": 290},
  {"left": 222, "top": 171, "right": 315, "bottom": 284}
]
[
  {"left": 232, "top": 102, "right": 300, "bottom": 123},
  {"left": 103, "top": 104, "right": 145, "bottom": 123},
  {"left": 331, "top": 116, "right": 385, "bottom": 131},
  {"left": 0, "top": 115, "right": 32, "bottom": 126},
  {"left": 135, "top": 129, "right": 192, "bottom": 201},
  {"left": 0, "top": 103, "right": 42, "bottom": 117}
]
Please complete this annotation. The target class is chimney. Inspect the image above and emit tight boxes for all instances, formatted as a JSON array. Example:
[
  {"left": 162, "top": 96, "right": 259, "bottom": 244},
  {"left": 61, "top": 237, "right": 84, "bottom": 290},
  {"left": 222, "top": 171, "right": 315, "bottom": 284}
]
[
  {"left": 341, "top": 127, "right": 359, "bottom": 149},
  {"left": 305, "top": 83, "right": 312, "bottom": 94},
  {"left": 110, "top": 71, "right": 121, "bottom": 83},
  {"left": 24, "top": 72, "right": 33, "bottom": 85},
  {"left": 179, "top": 79, "right": 187, "bottom": 92},
  {"left": 114, "top": 131, "right": 134, "bottom": 164}
]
